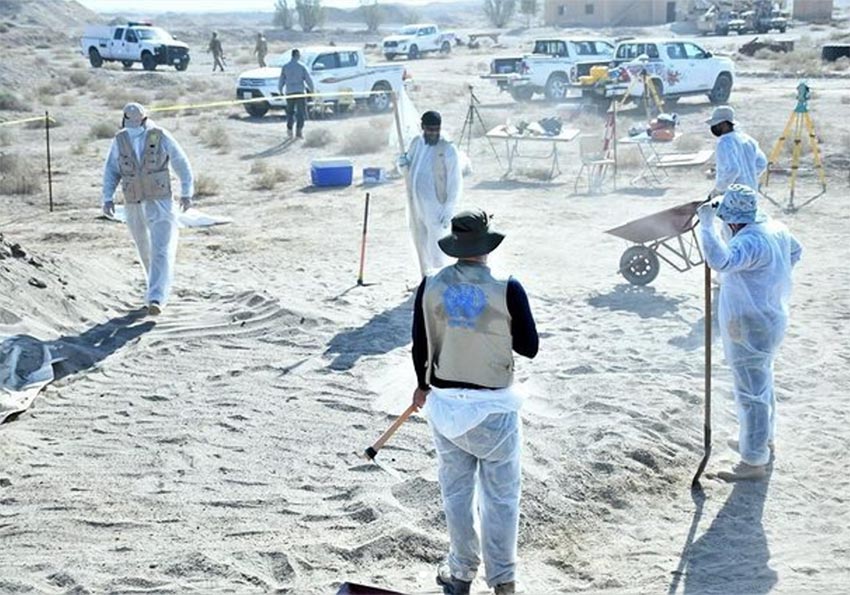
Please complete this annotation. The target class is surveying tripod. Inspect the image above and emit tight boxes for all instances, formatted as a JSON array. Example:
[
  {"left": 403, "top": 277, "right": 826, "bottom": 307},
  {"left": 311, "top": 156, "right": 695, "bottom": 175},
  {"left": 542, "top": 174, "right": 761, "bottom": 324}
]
[
  {"left": 459, "top": 85, "right": 502, "bottom": 167},
  {"left": 761, "top": 81, "right": 828, "bottom": 212},
  {"left": 616, "top": 63, "right": 665, "bottom": 119}
]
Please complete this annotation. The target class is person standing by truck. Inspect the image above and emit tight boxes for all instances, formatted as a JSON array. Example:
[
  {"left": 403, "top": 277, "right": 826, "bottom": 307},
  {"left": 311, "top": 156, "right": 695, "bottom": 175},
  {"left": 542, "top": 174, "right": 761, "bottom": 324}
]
[
  {"left": 277, "top": 49, "right": 315, "bottom": 140},
  {"left": 208, "top": 31, "right": 225, "bottom": 72}
]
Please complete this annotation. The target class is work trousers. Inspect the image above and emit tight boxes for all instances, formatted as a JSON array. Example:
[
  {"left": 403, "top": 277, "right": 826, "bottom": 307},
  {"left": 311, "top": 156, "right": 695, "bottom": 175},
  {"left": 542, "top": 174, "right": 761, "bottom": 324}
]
[
  {"left": 286, "top": 97, "right": 307, "bottom": 134},
  {"left": 124, "top": 198, "right": 178, "bottom": 306},
  {"left": 432, "top": 412, "right": 521, "bottom": 587}
]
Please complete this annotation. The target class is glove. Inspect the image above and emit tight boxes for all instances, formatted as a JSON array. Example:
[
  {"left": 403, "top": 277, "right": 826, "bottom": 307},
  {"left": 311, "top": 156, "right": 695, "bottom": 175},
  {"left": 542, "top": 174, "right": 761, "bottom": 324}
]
[
  {"left": 696, "top": 203, "right": 716, "bottom": 225},
  {"left": 102, "top": 200, "right": 115, "bottom": 218},
  {"left": 180, "top": 196, "right": 193, "bottom": 212},
  {"left": 397, "top": 152, "right": 410, "bottom": 169}
]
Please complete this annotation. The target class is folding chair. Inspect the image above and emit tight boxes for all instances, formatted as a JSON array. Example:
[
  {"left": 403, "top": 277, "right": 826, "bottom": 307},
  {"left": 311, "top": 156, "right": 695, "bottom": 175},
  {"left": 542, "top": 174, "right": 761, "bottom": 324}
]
[{"left": 574, "top": 135, "right": 615, "bottom": 194}]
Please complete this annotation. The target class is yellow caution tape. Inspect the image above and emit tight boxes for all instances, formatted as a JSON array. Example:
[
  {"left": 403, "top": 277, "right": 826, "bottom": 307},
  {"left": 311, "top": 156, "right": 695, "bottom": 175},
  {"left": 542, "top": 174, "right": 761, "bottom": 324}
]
[
  {"left": 0, "top": 115, "right": 57, "bottom": 127},
  {"left": 148, "top": 88, "right": 394, "bottom": 114}
]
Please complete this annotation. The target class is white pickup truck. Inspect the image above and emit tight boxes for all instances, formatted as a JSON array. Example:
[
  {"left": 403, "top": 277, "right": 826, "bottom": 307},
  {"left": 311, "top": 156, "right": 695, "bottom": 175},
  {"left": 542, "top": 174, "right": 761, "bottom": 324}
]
[
  {"left": 80, "top": 23, "right": 190, "bottom": 71},
  {"left": 236, "top": 46, "right": 408, "bottom": 118},
  {"left": 575, "top": 39, "right": 735, "bottom": 105},
  {"left": 382, "top": 23, "right": 455, "bottom": 60},
  {"left": 492, "top": 38, "right": 615, "bottom": 102}
]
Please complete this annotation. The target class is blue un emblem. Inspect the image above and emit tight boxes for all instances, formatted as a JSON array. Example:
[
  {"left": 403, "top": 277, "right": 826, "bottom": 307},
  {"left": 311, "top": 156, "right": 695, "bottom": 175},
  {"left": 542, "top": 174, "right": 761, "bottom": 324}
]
[{"left": 443, "top": 284, "right": 487, "bottom": 329}]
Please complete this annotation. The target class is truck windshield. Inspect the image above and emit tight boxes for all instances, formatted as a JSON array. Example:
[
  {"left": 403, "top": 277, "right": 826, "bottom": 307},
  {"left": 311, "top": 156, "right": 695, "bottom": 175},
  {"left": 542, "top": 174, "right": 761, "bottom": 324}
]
[
  {"left": 135, "top": 28, "right": 173, "bottom": 41},
  {"left": 269, "top": 51, "right": 316, "bottom": 68},
  {"left": 400, "top": 26, "right": 418, "bottom": 35}
]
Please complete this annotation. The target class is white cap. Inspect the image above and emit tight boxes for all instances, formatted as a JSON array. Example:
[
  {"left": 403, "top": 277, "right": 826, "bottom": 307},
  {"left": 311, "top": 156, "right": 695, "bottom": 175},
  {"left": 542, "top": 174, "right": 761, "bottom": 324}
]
[{"left": 122, "top": 102, "right": 147, "bottom": 127}]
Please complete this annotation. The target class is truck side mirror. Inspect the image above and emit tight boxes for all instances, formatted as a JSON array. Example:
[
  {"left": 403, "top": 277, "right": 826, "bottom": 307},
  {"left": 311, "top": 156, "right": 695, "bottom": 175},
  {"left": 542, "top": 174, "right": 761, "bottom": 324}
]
[{"left": 704, "top": 51, "right": 713, "bottom": 58}]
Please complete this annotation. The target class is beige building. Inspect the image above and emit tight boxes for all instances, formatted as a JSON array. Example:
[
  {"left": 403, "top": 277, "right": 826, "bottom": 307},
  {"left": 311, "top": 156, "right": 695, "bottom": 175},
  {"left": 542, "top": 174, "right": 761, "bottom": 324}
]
[
  {"left": 544, "top": 0, "right": 684, "bottom": 27},
  {"left": 789, "top": 0, "right": 834, "bottom": 21}
]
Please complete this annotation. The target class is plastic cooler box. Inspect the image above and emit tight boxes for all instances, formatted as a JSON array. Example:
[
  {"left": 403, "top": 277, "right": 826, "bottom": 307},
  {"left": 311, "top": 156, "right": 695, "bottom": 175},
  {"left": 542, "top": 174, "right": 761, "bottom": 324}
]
[{"left": 311, "top": 158, "right": 353, "bottom": 187}]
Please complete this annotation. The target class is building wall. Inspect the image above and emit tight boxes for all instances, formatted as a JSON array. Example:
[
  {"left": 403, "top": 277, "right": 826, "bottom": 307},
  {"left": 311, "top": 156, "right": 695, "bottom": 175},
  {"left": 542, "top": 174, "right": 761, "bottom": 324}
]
[
  {"left": 790, "top": 0, "right": 834, "bottom": 21},
  {"left": 543, "top": 0, "right": 683, "bottom": 27}
]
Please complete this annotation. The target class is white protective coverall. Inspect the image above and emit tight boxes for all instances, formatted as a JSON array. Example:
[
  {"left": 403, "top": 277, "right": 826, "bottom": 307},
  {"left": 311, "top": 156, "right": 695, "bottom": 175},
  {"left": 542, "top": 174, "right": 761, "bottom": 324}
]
[
  {"left": 425, "top": 387, "right": 523, "bottom": 587},
  {"left": 700, "top": 209, "right": 802, "bottom": 467},
  {"left": 405, "top": 136, "right": 462, "bottom": 276},
  {"left": 102, "top": 122, "right": 193, "bottom": 306},
  {"left": 714, "top": 130, "right": 768, "bottom": 194}
]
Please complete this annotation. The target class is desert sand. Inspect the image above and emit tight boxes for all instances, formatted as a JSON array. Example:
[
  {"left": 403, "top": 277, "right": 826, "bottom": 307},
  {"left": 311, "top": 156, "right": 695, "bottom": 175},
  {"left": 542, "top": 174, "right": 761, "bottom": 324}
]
[{"left": 1, "top": 1, "right": 849, "bottom": 593}]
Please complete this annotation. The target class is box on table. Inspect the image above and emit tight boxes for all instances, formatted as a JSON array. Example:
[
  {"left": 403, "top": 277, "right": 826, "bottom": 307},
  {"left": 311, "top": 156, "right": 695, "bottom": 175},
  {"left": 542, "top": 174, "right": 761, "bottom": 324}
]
[{"left": 311, "top": 158, "right": 353, "bottom": 187}]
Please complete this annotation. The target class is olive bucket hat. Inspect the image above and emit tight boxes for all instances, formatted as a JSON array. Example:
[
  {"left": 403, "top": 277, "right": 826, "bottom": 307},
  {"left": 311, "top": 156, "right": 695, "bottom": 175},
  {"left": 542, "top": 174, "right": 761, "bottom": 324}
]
[{"left": 438, "top": 209, "right": 505, "bottom": 258}]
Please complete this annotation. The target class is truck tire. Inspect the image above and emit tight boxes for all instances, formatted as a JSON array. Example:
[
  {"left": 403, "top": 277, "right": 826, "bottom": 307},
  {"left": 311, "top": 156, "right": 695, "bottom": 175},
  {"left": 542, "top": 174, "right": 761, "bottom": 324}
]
[
  {"left": 509, "top": 86, "right": 534, "bottom": 102},
  {"left": 141, "top": 52, "right": 157, "bottom": 71},
  {"left": 778, "top": 25, "right": 787, "bottom": 33},
  {"left": 89, "top": 48, "right": 103, "bottom": 68},
  {"left": 440, "top": 41, "right": 451, "bottom": 55},
  {"left": 717, "top": 26, "right": 729, "bottom": 36},
  {"left": 384, "top": 53, "right": 396, "bottom": 61},
  {"left": 544, "top": 72, "right": 569, "bottom": 102},
  {"left": 408, "top": 44, "right": 420, "bottom": 60},
  {"left": 244, "top": 101, "right": 270, "bottom": 118},
  {"left": 121, "top": 60, "right": 134, "bottom": 69},
  {"left": 368, "top": 81, "right": 392, "bottom": 113},
  {"left": 175, "top": 59, "right": 189, "bottom": 71},
  {"left": 709, "top": 73, "right": 732, "bottom": 104}
]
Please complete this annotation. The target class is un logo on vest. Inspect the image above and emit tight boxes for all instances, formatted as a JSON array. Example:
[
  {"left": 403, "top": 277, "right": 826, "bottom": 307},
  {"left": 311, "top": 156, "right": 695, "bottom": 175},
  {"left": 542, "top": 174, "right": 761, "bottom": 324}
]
[{"left": 442, "top": 284, "right": 487, "bottom": 329}]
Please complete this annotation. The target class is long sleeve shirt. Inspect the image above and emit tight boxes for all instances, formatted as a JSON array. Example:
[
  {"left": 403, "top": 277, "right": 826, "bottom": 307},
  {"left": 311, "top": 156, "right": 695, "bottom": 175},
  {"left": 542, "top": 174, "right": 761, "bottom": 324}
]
[
  {"left": 412, "top": 276, "right": 539, "bottom": 391},
  {"left": 715, "top": 130, "right": 768, "bottom": 193},
  {"left": 102, "top": 123, "right": 194, "bottom": 204},
  {"left": 278, "top": 59, "right": 315, "bottom": 95}
]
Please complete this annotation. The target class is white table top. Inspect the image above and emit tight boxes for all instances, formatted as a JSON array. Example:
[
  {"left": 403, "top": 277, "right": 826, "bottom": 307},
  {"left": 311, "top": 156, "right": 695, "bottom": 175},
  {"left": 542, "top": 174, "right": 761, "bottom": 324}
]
[{"left": 486, "top": 124, "right": 581, "bottom": 143}]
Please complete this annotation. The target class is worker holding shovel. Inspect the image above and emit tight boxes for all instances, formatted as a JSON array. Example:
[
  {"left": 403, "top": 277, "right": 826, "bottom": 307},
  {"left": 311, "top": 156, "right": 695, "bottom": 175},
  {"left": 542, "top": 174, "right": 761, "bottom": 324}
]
[
  {"left": 696, "top": 185, "right": 802, "bottom": 481},
  {"left": 410, "top": 209, "right": 538, "bottom": 595}
]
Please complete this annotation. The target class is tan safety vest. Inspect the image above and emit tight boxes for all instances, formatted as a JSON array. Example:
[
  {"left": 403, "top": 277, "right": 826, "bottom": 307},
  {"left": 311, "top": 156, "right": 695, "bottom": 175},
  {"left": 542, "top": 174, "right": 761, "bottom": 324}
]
[
  {"left": 115, "top": 126, "right": 172, "bottom": 203},
  {"left": 423, "top": 262, "right": 513, "bottom": 388}
]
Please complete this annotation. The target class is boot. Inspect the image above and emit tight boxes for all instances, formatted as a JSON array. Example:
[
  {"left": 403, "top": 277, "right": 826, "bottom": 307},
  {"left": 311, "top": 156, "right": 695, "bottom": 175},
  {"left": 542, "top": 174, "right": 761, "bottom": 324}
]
[
  {"left": 715, "top": 461, "right": 768, "bottom": 482},
  {"left": 147, "top": 301, "right": 162, "bottom": 316},
  {"left": 287, "top": 128, "right": 294, "bottom": 139},
  {"left": 436, "top": 564, "right": 471, "bottom": 595},
  {"left": 296, "top": 129, "right": 304, "bottom": 139},
  {"left": 494, "top": 582, "right": 516, "bottom": 595}
]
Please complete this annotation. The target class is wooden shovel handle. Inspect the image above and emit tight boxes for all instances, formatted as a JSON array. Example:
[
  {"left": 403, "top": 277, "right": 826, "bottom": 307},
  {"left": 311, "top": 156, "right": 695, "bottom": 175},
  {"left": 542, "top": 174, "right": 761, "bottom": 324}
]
[{"left": 371, "top": 403, "right": 417, "bottom": 453}]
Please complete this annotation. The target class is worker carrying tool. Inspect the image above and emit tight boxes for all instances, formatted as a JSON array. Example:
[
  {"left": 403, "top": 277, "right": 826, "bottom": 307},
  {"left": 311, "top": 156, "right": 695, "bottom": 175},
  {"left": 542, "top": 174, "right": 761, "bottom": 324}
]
[
  {"left": 410, "top": 209, "right": 539, "bottom": 595},
  {"left": 697, "top": 185, "right": 802, "bottom": 481}
]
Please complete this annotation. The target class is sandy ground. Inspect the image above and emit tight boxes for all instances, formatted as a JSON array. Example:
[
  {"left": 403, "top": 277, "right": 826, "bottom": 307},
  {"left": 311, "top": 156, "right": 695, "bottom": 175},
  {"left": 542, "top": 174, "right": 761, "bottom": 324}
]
[{"left": 1, "top": 9, "right": 850, "bottom": 594}]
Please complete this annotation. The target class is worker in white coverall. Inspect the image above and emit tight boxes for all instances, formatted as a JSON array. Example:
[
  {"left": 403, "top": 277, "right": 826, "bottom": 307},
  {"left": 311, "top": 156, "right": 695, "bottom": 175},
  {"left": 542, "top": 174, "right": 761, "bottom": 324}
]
[
  {"left": 102, "top": 103, "right": 194, "bottom": 316},
  {"left": 706, "top": 106, "right": 768, "bottom": 199},
  {"left": 697, "top": 185, "right": 802, "bottom": 481},
  {"left": 411, "top": 210, "right": 538, "bottom": 595},
  {"left": 399, "top": 110, "right": 462, "bottom": 277}
]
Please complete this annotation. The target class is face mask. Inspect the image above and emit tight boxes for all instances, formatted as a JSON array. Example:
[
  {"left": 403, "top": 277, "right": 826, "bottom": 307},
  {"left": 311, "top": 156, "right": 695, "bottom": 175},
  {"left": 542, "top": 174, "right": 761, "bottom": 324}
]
[
  {"left": 710, "top": 124, "right": 725, "bottom": 137},
  {"left": 423, "top": 128, "right": 440, "bottom": 146}
]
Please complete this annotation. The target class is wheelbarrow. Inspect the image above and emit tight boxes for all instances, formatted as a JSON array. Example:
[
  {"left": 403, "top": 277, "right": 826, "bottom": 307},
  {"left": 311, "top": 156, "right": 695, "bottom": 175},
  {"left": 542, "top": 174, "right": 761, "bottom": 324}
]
[{"left": 605, "top": 200, "right": 703, "bottom": 285}]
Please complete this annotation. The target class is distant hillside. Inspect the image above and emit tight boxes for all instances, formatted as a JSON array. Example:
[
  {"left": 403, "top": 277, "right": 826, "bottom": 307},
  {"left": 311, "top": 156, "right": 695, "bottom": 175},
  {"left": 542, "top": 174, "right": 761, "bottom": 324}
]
[{"left": 0, "top": 0, "right": 101, "bottom": 33}]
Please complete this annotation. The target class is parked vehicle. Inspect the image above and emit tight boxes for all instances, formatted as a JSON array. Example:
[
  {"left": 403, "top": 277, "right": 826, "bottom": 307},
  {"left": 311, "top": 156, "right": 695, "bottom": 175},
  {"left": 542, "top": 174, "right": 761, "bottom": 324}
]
[
  {"left": 80, "top": 22, "right": 190, "bottom": 71},
  {"left": 482, "top": 38, "right": 614, "bottom": 102},
  {"left": 236, "top": 46, "right": 408, "bottom": 118},
  {"left": 382, "top": 24, "right": 455, "bottom": 60},
  {"left": 574, "top": 38, "right": 735, "bottom": 105}
]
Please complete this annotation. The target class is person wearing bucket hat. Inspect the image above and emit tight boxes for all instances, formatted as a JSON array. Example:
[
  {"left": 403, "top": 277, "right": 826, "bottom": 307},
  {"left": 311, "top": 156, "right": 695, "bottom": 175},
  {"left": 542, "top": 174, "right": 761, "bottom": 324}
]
[
  {"left": 410, "top": 210, "right": 538, "bottom": 595},
  {"left": 697, "top": 185, "right": 802, "bottom": 481},
  {"left": 102, "top": 102, "right": 195, "bottom": 316},
  {"left": 706, "top": 106, "right": 767, "bottom": 200},
  {"left": 398, "top": 110, "right": 463, "bottom": 277}
]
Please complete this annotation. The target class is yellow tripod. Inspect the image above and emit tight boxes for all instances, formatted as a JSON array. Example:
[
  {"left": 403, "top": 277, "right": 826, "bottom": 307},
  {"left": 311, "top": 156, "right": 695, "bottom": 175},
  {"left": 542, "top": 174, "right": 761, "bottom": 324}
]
[
  {"left": 617, "top": 63, "right": 665, "bottom": 119},
  {"left": 761, "top": 81, "right": 827, "bottom": 212}
]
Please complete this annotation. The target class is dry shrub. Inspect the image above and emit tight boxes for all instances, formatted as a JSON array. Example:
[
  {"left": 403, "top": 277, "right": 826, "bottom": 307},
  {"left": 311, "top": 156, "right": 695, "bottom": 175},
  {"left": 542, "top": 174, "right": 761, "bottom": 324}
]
[
  {"left": 841, "top": 96, "right": 850, "bottom": 105},
  {"left": 250, "top": 161, "right": 290, "bottom": 190},
  {"left": 103, "top": 87, "right": 137, "bottom": 110},
  {"left": 59, "top": 94, "right": 76, "bottom": 107},
  {"left": 341, "top": 121, "right": 386, "bottom": 155},
  {"left": 615, "top": 147, "right": 645, "bottom": 169},
  {"left": 303, "top": 128, "right": 334, "bottom": 148},
  {"left": 0, "top": 129, "right": 11, "bottom": 147},
  {"left": 774, "top": 45, "right": 823, "bottom": 76},
  {"left": 194, "top": 174, "right": 219, "bottom": 197},
  {"left": 154, "top": 87, "right": 181, "bottom": 103},
  {"left": 90, "top": 122, "right": 116, "bottom": 139},
  {"left": 34, "top": 55, "right": 48, "bottom": 67},
  {"left": 0, "top": 91, "right": 26, "bottom": 111},
  {"left": 200, "top": 123, "right": 231, "bottom": 151},
  {"left": 0, "top": 153, "right": 41, "bottom": 195},
  {"left": 69, "top": 70, "right": 90, "bottom": 87},
  {"left": 674, "top": 134, "right": 703, "bottom": 152},
  {"left": 831, "top": 57, "right": 850, "bottom": 72}
]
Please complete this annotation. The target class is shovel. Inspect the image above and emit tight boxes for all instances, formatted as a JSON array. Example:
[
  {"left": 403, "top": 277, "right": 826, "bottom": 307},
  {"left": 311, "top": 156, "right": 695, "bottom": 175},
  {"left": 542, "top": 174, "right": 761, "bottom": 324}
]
[{"left": 336, "top": 582, "right": 408, "bottom": 595}]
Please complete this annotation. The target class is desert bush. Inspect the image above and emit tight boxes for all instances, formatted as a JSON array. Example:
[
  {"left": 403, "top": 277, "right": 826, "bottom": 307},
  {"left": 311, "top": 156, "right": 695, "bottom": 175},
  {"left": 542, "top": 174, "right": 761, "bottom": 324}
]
[
  {"left": 59, "top": 94, "right": 77, "bottom": 107},
  {"left": 831, "top": 57, "right": 850, "bottom": 72},
  {"left": 777, "top": 45, "right": 823, "bottom": 76},
  {"left": 251, "top": 161, "right": 291, "bottom": 190},
  {"left": 34, "top": 55, "right": 48, "bottom": 67},
  {"left": 341, "top": 121, "right": 386, "bottom": 155},
  {"left": 518, "top": 166, "right": 553, "bottom": 181},
  {"left": 69, "top": 70, "right": 90, "bottom": 87},
  {"left": 616, "top": 147, "right": 645, "bottom": 169},
  {"left": 0, "top": 130, "right": 11, "bottom": 147},
  {"left": 90, "top": 122, "right": 116, "bottom": 139},
  {"left": 303, "top": 128, "right": 334, "bottom": 148},
  {"left": 0, "top": 91, "right": 26, "bottom": 111},
  {"left": 484, "top": 0, "right": 516, "bottom": 28},
  {"left": 841, "top": 96, "right": 850, "bottom": 105},
  {"left": 0, "top": 153, "right": 41, "bottom": 195},
  {"left": 194, "top": 174, "right": 220, "bottom": 197},
  {"left": 103, "top": 87, "right": 137, "bottom": 110},
  {"left": 296, "top": 0, "right": 325, "bottom": 32},
  {"left": 200, "top": 123, "right": 231, "bottom": 151}
]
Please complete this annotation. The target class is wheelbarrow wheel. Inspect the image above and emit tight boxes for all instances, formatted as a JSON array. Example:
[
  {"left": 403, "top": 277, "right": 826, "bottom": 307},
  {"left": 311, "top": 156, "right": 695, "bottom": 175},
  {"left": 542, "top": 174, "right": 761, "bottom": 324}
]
[{"left": 620, "top": 245, "right": 660, "bottom": 285}]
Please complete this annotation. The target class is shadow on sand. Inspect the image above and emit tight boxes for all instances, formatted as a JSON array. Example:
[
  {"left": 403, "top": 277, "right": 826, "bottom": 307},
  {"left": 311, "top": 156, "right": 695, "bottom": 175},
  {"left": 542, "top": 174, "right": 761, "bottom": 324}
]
[
  {"left": 669, "top": 472, "right": 777, "bottom": 595},
  {"left": 587, "top": 283, "right": 686, "bottom": 319}
]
